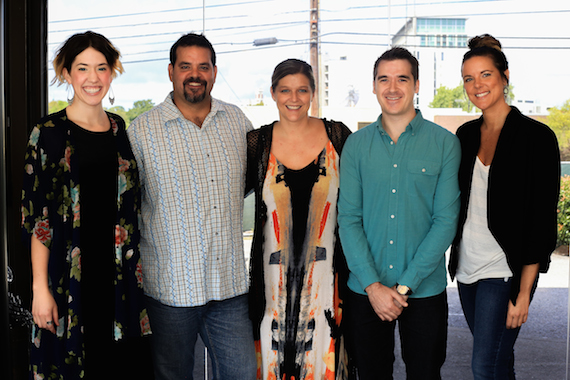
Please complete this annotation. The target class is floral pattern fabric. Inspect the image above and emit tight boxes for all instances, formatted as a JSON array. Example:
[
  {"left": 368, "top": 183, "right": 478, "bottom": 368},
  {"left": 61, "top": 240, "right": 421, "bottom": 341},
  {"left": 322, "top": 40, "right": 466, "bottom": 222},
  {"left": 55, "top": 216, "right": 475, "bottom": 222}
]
[{"left": 21, "top": 109, "right": 150, "bottom": 379}]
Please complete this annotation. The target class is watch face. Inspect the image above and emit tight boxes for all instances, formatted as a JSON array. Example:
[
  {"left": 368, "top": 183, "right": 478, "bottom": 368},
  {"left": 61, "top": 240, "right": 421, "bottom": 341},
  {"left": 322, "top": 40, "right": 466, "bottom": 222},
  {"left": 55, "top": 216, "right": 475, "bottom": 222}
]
[{"left": 397, "top": 285, "right": 411, "bottom": 295}]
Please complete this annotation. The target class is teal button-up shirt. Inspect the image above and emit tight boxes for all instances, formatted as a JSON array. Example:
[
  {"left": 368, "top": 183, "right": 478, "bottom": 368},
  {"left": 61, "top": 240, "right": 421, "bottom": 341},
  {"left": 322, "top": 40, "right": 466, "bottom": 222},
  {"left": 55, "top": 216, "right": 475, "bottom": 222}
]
[{"left": 338, "top": 110, "right": 461, "bottom": 298}]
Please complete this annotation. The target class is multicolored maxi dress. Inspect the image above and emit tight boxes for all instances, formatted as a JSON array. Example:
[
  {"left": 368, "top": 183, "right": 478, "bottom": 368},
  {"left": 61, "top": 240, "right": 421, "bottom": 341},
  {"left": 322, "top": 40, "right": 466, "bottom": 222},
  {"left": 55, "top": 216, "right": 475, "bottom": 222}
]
[{"left": 247, "top": 120, "right": 352, "bottom": 380}]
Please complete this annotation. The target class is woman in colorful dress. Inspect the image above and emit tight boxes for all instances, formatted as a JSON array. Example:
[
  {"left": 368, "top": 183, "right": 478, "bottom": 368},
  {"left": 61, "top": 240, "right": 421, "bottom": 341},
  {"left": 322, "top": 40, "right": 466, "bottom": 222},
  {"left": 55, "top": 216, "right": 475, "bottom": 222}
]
[
  {"left": 449, "top": 34, "right": 560, "bottom": 379},
  {"left": 247, "top": 58, "right": 352, "bottom": 380},
  {"left": 21, "top": 31, "right": 151, "bottom": 379}
]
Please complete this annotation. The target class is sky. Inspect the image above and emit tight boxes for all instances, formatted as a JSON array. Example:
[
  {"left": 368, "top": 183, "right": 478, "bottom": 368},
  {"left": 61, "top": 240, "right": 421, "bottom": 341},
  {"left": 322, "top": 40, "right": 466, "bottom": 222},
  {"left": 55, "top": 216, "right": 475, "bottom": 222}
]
[{"left": 47, "top": 0, "right": 570, "bottom": 114}]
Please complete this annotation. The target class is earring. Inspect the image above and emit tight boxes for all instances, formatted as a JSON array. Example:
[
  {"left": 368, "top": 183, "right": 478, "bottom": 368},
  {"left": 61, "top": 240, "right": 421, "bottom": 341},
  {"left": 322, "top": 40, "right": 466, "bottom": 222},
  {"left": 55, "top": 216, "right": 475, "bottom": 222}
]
[
  {"left": 503, "top": 86, "right": 509, "bottom": 95},
  {"left": 108, "top": 85, "right": 115, "bottom": 105},
  {"left": 67, "top": 84, "right": 74, "bottom": 105}
]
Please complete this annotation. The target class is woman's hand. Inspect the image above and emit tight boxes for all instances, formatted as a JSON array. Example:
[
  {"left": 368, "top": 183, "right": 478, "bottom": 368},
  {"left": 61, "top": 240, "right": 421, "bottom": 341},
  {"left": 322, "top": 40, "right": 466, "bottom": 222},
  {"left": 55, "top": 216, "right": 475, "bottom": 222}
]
[
  {"left": 506, "top": 263, "right": 539, "bottom": 329},
  {"left": 32, "top": 286, "right": 59, "bottom": 334},
  {"left": 506, "top": 294, "right": 530, "bottom": 329},
  {"left": 30, "top": 234, "right": 58, "bottom": 334}
]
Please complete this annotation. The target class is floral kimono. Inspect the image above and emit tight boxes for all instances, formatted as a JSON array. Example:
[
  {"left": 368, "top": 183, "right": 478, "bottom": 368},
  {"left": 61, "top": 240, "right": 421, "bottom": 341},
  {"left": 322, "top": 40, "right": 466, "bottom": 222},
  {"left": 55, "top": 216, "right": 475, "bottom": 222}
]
[{"left": 21, "top": 109, "right": 150, "bottom": 379}]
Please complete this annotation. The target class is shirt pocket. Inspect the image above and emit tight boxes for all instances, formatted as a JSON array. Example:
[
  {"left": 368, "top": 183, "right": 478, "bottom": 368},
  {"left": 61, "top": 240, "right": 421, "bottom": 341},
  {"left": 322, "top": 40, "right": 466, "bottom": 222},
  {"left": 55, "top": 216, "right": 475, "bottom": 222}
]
[{"left": 406, "top": 160, "right": 441, "bottom": 197}]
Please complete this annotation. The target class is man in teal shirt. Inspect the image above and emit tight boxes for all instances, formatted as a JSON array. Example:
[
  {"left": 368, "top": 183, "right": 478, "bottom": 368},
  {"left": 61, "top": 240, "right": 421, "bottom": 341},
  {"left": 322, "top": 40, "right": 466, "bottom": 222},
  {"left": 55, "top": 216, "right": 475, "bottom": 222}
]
[{"left": 338, "top": 47, "right": 460, "bottom": 379}]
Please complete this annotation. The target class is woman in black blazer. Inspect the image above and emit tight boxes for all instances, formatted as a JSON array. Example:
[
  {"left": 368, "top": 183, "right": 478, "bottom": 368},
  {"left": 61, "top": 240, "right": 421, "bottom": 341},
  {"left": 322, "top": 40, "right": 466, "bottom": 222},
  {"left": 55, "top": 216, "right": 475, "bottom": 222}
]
[{"left": 449, "top": 34, "right": 560, "bottom": 379}]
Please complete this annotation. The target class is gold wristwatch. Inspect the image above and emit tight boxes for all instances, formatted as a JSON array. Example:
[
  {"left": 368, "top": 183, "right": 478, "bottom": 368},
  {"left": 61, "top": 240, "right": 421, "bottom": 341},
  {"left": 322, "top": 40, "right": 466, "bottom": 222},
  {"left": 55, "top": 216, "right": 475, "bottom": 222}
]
[{"left": 396, "top": 284, "right": 413, "bottom": 296}]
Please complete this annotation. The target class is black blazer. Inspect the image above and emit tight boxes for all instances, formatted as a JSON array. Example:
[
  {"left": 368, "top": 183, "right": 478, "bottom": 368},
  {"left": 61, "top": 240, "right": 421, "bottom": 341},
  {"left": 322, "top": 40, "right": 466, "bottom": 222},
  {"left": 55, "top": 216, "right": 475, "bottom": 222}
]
[{"left": 449, "top": 107, "right": 560, "bottom": 303}]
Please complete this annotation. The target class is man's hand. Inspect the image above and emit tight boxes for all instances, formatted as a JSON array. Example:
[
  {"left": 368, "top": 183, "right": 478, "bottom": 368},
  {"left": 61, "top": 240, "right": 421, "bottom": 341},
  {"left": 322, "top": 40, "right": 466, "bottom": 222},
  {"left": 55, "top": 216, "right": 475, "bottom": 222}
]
[{"left": 365, "top": 282, "right": 409, "bottom": 322}]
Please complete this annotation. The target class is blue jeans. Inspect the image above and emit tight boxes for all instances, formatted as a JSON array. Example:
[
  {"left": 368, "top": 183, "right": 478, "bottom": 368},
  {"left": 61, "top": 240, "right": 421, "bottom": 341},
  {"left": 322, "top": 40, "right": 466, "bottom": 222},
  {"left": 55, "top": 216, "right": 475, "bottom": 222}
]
[
  {"left": 458, "top": 278, "right": 535, "bottom": 380},
  {"left": 345, "top": 289, "right": 448, "bottom": 380},
  {"left": 145, "top": 294, "right": 256, "bottom": 380}
]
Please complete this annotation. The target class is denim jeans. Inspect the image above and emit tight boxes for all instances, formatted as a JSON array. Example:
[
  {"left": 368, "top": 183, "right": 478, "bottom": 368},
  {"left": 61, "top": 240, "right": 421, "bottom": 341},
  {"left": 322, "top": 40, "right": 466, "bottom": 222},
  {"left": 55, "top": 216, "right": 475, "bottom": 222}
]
[
  {"left": 458, "top": 278, "right": 535, "bottom": 380},
  {"left": 145, "top": 294, "right": 257, "bottom": 380},
  {"left": 345, "top": 289, "right": 448, "bottom": 380}
]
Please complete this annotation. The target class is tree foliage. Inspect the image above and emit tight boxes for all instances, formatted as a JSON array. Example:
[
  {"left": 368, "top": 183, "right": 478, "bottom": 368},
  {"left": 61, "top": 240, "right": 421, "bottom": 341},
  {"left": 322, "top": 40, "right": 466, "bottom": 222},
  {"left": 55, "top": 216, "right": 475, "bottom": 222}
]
[
  {"left": 429, "top": 85, "right": 467, "bottom": 110},
  {"left": 547, "top": 99, "right": 570, "bottom": 160},
  {"left": 49, "top": 100, "right": 68, "bottom": 114},
  {"left": 49, "top": 99, "right": 155, "bottom": 129},
  {"left": 126, "top": 100, "right": 154, "bottom": 124},
  {"left": 107, "top": 106, "right": 128, "bottom": 125},
  {"left": 429, "top": 83, "right": 515, "bottom": 112}
]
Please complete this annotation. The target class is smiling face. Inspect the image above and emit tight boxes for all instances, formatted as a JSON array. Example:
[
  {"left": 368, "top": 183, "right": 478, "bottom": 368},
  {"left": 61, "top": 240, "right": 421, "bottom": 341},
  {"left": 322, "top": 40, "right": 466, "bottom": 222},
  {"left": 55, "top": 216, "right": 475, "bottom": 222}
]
[
  {"left": 168, "top": 45, "right": 217, "bottom": 107},
  {"left": 462, "top": 55, "right": 509, "bottom": 112},
  {"left": 373, "top": 59, "right": 419, "bottom": 120},
  {"left": 63, "top": 47, "right": 112, "bottom": 107},
  {"left": 271, "top": 73, "right": 314, "bottom": 123}
]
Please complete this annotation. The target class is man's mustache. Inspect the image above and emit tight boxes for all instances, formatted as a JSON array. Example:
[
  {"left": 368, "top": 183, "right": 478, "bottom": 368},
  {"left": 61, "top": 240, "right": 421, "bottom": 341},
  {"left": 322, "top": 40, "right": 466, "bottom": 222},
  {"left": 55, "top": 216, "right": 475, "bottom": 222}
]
[{"left": 184, "top": 77, "right": 207, "bottom": 87}]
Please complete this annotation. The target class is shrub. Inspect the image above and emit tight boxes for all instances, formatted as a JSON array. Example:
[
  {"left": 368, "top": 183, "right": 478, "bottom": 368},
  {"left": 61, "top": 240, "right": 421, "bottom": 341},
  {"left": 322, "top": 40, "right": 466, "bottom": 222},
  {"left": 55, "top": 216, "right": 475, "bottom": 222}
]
[{"left": 557, "top": 176, "right": 570, "bottom": 247}]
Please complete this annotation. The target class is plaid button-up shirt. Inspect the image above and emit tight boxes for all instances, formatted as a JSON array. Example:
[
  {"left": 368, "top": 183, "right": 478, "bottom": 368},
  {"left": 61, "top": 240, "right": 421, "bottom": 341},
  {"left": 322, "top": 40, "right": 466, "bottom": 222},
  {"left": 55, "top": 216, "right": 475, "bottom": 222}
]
[{"left": 128, "top": 93, "right": 253, "bottom": 307}]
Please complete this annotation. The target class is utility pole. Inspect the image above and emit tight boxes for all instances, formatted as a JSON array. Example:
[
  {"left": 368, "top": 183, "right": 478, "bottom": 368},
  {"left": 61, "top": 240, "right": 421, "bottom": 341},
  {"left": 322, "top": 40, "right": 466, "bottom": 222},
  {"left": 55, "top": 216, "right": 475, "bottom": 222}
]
[{"left": 309, "top": 0, "right": 320, "bottom": 117}]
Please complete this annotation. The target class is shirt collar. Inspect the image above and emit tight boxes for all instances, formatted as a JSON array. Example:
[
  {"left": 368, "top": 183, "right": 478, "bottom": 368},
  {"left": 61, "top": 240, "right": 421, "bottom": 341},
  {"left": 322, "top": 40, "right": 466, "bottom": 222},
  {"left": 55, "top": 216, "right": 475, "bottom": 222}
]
[
  {"left": 161, "top": 92, "right": 222, "bottom": 124},
  {"left": 377, "top": 109, "right": 424, "bottom": 135}
]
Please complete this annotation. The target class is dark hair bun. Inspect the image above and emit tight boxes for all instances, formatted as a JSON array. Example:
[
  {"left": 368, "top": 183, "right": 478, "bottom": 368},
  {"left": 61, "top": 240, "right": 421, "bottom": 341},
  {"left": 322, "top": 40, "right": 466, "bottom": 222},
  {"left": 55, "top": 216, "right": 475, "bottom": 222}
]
[{"left": 468, "top": 34, "right": 502, "bottom": 52}]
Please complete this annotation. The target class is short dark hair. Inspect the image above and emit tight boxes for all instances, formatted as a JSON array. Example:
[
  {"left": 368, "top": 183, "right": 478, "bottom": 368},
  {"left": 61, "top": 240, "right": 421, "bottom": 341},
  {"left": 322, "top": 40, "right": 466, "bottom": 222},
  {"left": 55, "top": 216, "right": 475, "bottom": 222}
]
[
  {"left": 52, "top": 31, "right": 123, "bottom": 85},
  {"left": 271, "top": 58, "right": 316, "bottom": 93},
  {"left": 373, "top": 46, "right": 419, "bottom": 82},
  {"left": 462, "top": 34, "right": 509, "bottom": 84},
  {"left": 170, "top": 33, "right": 216, "bottom": 66}
]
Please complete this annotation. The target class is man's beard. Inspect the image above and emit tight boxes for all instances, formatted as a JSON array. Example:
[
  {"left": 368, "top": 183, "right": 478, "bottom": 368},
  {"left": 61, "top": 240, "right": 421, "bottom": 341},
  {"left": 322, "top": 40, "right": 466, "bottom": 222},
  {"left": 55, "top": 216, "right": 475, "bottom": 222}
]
[{"left": 183, "top": 77, "right": 208, "bottom": 103}]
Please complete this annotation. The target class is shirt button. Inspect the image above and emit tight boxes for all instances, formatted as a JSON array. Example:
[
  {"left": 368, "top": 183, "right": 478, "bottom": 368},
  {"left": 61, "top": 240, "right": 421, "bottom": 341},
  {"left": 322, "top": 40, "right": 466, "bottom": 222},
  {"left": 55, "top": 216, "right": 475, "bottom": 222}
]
[
  {"left": 393, "top": 164, "right": 398, "bottom": 168},
  {"left": 390, "top": 141, "right": 394, "bottom": 145},
  {"left": 391, "top": 215, "right": 395, "bottom": 219},
  {"left": 422, "top": 168, "right": 426, "bottom": 172},
  {"left": 392, "top": 189, "right": 396, "bottom": 193},
  {"left": 390, "top": 240, "right": 394, "bottom": 244},
  {"left": 389, "top": 265, "right": 394, "bottom": 269}
]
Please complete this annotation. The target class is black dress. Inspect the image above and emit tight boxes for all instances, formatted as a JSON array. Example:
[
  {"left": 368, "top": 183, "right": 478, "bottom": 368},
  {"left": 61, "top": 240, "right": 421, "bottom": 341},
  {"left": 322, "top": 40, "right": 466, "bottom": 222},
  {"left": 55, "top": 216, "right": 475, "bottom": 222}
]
[{"left": 70, "top": 122, "right": 117, "bottom": 376}]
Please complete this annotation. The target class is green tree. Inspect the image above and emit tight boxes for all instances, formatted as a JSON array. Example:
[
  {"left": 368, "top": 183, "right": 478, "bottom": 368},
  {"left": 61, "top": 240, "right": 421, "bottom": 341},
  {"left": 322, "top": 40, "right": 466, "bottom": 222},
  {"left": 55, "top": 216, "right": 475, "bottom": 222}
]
[
  {"left": 48, "top": 99, "right": 155, "bottom": 129},
  {"left": 106, "top": 105, "right": 129, "bottom": 126},
  {"left": 429, "top": 85, "right": 466, "bottom": 110},
  {"left": 49, "top": 100, "right": 68, "bottom": 114},
  {"left": 547, "top": 99, "right": 570, "bottom": 159},
  {"left": 126, "top": 100, "right": 154, "bottom": 124},
  {"left": 430, "top": 83, "right": 515, "bottom": 112}
]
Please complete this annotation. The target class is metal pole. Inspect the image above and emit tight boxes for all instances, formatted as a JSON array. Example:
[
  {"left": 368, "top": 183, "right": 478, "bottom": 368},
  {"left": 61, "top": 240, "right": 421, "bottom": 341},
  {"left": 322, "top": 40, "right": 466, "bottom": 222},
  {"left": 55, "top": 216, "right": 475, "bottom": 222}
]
[
  {"left": 0, "top": 0, "right": 12, "bottom": 377},
  {"left": 309, "top": 0, "right": 320, "bottom": 117},
  {"left": 204, "top": 346, "right": 208, "bottom": 379}
]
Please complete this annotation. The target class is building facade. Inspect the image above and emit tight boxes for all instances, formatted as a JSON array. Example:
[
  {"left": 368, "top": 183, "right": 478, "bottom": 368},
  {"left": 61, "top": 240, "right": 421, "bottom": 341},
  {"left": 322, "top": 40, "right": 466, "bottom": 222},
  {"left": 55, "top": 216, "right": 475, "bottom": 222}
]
[{"left": 392, "top": 17, "right": 469, "bottom": 111}]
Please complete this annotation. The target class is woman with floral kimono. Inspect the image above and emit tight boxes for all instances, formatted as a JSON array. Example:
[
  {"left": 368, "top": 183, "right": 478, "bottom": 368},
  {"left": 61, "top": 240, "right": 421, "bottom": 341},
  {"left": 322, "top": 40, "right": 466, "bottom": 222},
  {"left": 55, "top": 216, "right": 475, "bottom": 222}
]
[{"left": 21, "top": 31, "right": 151, "bottom": 379}]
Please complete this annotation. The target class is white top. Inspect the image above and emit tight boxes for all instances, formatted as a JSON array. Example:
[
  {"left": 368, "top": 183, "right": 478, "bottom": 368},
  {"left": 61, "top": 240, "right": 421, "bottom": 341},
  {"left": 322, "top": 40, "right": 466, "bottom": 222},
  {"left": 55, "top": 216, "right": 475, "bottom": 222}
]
[{"left": 456, "top": 156, "right": 512, "bottom": 284}]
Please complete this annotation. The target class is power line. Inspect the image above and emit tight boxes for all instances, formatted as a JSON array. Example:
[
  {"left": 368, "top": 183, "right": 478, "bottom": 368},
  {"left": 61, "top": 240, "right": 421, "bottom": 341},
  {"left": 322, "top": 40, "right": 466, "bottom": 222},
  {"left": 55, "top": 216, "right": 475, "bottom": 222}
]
[
  {"left": 48, "top": 21, "right": 308, "bottom": 46},
  {"left": 48, "top": 0, "right": 276, "bottom": 23},
  {"left": 50, "top": 15, "right": 248, "bottom": 34}
]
